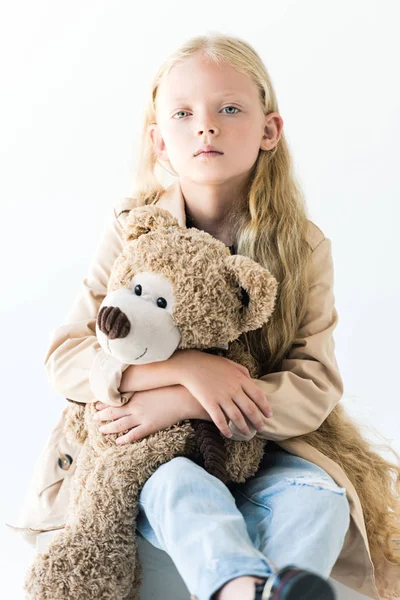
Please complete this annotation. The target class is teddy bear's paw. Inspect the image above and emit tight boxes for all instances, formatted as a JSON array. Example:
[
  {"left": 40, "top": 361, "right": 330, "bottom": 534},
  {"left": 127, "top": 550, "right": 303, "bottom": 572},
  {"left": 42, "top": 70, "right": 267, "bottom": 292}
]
[
  {"left": 225, "top": 437, "right": 267, "bottom": 483},
  {"left": 23, "top": 527, "right": 140, "bottom": 600}
]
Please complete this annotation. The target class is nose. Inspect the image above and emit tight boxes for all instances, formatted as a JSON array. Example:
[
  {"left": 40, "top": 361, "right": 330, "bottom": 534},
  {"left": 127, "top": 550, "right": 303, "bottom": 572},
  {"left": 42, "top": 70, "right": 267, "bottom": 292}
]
[
  {"left": 197, "top": 112, "right": 219, "bottom": 136},
  {"left": 198, "top": 127, "right": 218, "bottom": 135},
  {"left": 97, "top": 305, "right": 131, "bottom": 340}
]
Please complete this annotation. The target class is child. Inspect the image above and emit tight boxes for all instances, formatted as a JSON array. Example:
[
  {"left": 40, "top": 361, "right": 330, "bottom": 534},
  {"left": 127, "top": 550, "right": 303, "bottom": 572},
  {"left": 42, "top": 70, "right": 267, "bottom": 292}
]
[
  {"left": 94, "top": 34, "right": 345, "bottom": 600},
  {"left": 41, "top": 33, "right": 400, "bottom": 600}
]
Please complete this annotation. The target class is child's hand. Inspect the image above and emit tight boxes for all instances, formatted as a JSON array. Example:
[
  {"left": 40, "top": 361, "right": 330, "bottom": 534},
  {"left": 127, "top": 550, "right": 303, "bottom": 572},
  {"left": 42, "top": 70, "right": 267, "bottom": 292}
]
[
  {"left": 177, "top": 349, "right": 273, "bottom": 437},
  {"left": 93, "top": 386, "right": 188, "bottom": 445}
]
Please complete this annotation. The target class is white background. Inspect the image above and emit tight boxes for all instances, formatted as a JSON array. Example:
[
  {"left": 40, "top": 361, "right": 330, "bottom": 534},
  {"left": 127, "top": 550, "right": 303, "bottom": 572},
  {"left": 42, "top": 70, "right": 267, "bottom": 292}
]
[{"left": 0, "top": 1, "right": 399, "bottom": 598}]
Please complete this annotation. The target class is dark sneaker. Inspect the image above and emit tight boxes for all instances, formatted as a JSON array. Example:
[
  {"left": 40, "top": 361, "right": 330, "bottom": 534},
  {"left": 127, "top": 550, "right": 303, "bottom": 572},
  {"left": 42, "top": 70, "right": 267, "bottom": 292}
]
[{"left": 254, "top": 566, "right": 336, "bottom": 599}]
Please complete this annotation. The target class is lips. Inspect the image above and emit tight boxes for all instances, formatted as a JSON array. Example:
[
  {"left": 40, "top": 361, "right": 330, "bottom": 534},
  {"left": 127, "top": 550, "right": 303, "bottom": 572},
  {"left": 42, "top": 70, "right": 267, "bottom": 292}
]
[
  {"left": 197, "top": 151, "right": 222, "bottom": 156},
  {"left": 194, "top": 145, "right": 223, "bottom": 156}
]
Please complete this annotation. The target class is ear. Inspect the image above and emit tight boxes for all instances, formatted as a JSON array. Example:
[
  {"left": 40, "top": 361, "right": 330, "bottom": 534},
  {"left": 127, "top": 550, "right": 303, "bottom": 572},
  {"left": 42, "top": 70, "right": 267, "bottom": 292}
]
[
  {"left": 148, "top": 123, "right": 170, "bottom": 163},
  {"left": 122, "top": 205, "right": 180, "bottom": 243},
  {"left": 225, "top": 254, "right": 279, "bottom": 332}
]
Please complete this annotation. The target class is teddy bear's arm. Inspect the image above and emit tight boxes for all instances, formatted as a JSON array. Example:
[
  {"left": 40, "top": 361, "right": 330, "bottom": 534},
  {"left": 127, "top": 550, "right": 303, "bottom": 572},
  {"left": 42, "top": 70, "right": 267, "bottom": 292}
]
[{"left": 44, "top": 203, "right": 135, "bottom": 406}]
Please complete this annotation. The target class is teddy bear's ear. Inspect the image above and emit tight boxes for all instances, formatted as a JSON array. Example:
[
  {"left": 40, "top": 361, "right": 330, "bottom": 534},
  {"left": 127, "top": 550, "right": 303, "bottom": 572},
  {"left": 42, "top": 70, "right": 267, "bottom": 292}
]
[
  {"left": 226, "top": 255, "right": 279, "bottom": 332},
  {"left": 122, "top": 205, "right": 180, "bottom": 243}
]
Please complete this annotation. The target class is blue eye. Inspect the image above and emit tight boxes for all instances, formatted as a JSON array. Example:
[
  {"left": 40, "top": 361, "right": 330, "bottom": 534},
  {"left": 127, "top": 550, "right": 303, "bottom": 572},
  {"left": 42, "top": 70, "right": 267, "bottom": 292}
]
[
  {"left": 173, "top": 106, "right": 240, "bottom": 119},
  {"left": 173, "top": 111, "right": 188, "bottom": 119},
  {"left": 222, "top": 106, "right": 239, "bottom": 114}
]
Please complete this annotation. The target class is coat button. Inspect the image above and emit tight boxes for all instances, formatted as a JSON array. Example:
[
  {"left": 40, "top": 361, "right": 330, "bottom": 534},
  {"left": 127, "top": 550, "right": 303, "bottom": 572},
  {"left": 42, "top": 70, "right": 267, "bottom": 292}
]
[{"left": 58, "top": 453, "right": 73, "bottom": 470}]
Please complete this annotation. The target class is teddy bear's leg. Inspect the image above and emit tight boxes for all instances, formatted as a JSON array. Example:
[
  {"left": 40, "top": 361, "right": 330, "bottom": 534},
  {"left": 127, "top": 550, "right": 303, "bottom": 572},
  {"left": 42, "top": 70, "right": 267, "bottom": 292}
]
[
  {"left": 24, "top": 417, "right": 199, "bottom": 599},
  {"left": 24, "top": 451, "right": 143, "bottom": 600},
  {"left": 225, "top": 436, "right": 267, "bottom": 483}
]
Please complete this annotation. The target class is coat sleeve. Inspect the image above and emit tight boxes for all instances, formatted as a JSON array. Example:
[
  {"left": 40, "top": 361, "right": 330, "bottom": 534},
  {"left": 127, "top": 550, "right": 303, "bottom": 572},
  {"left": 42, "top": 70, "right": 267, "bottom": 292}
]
[
  {"left": 226, "top": 236, "right": 344, "bottom": 442},
  {"left": 43, "top": 202, "right": 135, "bottom": 406}
]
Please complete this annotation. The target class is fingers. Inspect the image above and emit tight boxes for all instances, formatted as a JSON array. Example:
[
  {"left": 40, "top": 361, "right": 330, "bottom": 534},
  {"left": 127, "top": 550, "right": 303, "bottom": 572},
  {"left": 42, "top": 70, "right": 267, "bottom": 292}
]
[
  {"left": 241, "top": 379, "right": 273, "bottom": 420},
  {"left": 233, "top": 397, "right": 266, "bottom": 432},
  {"left": 206, "top": 399, "right": 251, "bottom": 437},
  {"left": 205, "top": 404, "right": 234, "bottom": 438},
  {"left": 94, "top": 404, "right": 144, "bottom": 444},
  {"left": 221, "top": 400, "right": 254, "bottom": 436},
  {"left": 98, "top": 416, "right": 133, "bottom": 434},
  {"left": 94, "top": 405, "right": 128, "bottom": 422},
  {"left": 224, "top": 378, "right": 273, "bottom": 434},
  {"left": 116, "top": 426, "right": 146, "bottom": 445}
]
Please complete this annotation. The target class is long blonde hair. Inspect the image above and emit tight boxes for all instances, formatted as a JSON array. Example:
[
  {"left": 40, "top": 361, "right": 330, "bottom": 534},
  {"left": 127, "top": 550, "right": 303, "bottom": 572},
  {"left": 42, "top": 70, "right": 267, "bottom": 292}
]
[
  {"left": 131, "top": 32, "right": 311, "bottom": 375},
  {"left": 128, "top": 34, "right": 400, "bottom": 597}
]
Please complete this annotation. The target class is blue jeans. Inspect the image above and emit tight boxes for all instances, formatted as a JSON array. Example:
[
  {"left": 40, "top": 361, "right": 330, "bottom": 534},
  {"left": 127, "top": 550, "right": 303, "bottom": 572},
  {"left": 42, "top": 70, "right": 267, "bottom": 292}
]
[{"left": 136, "top": 444, "right": 350, "bottom": 600}]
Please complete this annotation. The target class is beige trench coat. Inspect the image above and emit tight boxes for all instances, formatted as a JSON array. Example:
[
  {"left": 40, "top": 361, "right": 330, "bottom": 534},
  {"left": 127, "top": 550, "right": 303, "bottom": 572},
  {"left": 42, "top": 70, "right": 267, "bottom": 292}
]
[{"left": 6, "top": 180, "right": 382, "bottom": 599}]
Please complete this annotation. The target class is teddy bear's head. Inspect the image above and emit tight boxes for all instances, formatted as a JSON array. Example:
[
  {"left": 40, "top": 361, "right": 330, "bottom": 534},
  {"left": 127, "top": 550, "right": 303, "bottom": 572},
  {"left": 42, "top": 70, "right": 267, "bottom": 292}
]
[{"left": 95, "top": 205, "right": 278, "bottom": 365}]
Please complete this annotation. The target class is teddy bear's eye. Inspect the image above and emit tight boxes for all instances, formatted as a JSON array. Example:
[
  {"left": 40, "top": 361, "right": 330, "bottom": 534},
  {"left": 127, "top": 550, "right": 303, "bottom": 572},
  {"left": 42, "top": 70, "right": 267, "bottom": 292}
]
[
  {"left": 157, "top": 297, "right": 167, "bottom": 309},
  {"left": 134, "top": 284, "right": 142, "bottom": 295}
]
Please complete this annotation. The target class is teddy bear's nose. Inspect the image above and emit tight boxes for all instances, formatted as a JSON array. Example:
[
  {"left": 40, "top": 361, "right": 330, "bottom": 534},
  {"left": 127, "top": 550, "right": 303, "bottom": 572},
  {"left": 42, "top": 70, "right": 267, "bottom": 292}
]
[{"left": 97, "top": 305, "right": 131, "bottom": 340}]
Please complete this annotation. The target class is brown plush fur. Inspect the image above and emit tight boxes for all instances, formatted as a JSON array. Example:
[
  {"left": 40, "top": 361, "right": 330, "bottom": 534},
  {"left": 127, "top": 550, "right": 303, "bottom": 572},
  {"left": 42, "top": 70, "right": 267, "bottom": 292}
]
[{"left": 24, "top": 207, "right": 278, "bottom": 600}]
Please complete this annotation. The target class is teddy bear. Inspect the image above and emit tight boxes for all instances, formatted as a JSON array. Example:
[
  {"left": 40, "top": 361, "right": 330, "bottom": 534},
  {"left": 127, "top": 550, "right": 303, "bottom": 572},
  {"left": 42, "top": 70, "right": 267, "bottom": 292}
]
[{"left": 23, "top": 204, "right": 279, "bottom": 600}]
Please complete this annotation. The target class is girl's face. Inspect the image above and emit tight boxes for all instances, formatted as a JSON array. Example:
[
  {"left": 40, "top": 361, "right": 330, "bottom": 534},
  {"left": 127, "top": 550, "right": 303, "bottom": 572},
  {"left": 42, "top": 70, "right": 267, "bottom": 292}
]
[{"left": 150, "top": 53, "right": 281, "bottom": 185}]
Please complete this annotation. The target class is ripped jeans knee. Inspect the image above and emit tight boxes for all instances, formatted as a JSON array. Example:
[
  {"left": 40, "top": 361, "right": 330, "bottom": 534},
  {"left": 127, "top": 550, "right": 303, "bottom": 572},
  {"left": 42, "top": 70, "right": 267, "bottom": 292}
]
[
  {"left": 232, "top": 457, "right": 351, "bottom": 579},
  {"left": 284, "top": 473, "right": 347, "bottom": 496}
]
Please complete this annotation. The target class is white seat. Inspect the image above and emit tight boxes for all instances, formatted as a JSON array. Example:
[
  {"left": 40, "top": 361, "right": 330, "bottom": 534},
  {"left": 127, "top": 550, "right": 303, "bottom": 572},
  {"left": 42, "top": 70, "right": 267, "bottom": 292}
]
[{"left": 35, "top": 529, "right": 369, "bottom": 599}]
